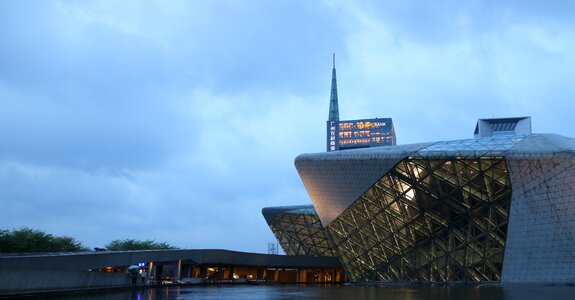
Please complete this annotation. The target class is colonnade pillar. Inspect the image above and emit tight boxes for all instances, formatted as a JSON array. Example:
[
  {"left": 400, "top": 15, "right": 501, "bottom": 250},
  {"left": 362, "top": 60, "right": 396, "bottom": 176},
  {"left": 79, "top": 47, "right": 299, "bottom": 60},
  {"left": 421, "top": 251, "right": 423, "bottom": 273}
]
[{"left": 175, "top": 259, "right": 182, "bottom": 281}]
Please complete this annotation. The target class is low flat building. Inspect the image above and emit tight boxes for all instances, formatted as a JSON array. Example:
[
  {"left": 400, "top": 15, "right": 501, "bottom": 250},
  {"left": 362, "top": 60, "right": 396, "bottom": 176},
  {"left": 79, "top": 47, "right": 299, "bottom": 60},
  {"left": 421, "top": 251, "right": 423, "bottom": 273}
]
[{"left": 0, "top": 249, "right": 344, "bottom": 296}]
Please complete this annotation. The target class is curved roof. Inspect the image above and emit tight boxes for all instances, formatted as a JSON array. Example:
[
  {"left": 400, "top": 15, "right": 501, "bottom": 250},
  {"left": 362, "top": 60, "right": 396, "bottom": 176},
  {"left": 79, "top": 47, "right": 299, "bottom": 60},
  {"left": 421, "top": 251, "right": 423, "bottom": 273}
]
[{"left": 261, "top": 205, "right": 316, "bottom": 224}]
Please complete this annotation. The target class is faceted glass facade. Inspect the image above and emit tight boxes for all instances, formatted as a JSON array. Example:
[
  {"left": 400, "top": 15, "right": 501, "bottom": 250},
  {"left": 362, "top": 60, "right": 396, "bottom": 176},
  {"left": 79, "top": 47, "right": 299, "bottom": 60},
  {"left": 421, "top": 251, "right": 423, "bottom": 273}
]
[
  {"left": 291, "top": 133, "right": 575, "bottom": 283},
  {"left": 326, "top": 156, "right": 512, "bottom": 282},
  {"left": 263, "top": 206, "right": 337, "bottom": 257}
]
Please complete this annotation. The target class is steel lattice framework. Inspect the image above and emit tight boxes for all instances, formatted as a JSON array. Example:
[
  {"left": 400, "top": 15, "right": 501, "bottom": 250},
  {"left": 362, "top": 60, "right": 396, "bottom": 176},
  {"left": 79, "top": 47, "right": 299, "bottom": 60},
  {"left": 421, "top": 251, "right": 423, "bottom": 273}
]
[
  {"left": 326, "top": 156, "right": 512, "bottom": 282},
  {"left": 280, "top": 132, "right": 575, "bottom": 283},
  {"left": 263, "top": 206, "right": 337, "bottom": 257}
]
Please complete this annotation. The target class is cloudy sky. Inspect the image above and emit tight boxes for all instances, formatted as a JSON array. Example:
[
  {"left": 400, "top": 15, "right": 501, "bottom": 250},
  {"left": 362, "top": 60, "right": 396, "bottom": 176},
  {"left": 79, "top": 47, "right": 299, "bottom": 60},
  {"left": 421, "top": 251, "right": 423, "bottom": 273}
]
[{"left": 1, "top": 1, "right": 574, "bottom": 253}]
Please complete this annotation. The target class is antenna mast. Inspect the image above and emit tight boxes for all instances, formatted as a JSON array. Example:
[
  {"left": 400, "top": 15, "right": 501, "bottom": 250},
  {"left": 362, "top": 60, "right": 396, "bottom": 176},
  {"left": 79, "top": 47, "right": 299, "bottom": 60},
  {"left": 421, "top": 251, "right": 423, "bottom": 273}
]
[{"left": 333, "top": 53, "right": 335, "bottom": 69}]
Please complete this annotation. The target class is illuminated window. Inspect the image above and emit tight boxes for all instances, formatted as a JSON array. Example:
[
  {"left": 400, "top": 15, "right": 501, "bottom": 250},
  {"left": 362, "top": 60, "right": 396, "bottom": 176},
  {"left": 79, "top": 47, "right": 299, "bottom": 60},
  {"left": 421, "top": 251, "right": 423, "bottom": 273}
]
[{"left": 327, "top": 157, "right": 511, "bottom": 282}]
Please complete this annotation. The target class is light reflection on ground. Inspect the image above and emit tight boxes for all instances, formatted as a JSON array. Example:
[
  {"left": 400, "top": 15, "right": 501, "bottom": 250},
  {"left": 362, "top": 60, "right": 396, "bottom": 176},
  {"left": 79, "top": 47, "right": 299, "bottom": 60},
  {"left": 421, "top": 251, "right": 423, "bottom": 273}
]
[{"left": 43, "top": 284, "right": 575, "bottom": 300}]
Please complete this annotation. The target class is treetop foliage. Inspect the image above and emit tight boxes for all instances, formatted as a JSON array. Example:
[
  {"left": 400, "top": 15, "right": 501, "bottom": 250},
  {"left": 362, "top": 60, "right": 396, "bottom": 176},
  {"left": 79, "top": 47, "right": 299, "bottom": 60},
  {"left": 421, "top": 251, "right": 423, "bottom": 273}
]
[
  {"left": 105, "top": 239, "right": 179, "bottom": 250},
  {"left": 0, "top": 228, "right": 180, "bottom": 253},
  {"left": 0, "top": 227, "right": 88, "bottom": 253}
]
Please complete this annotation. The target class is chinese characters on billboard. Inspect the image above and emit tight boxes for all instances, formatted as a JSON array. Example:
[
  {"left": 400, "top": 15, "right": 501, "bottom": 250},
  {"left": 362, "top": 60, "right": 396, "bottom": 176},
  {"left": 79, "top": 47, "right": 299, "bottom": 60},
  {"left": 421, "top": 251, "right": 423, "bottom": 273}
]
[
  {"left": 327, "top": 118, "right": 395, "bottom": 151},
  {"left": 328, "top": 121, "right": 338, "bottom": 151}
]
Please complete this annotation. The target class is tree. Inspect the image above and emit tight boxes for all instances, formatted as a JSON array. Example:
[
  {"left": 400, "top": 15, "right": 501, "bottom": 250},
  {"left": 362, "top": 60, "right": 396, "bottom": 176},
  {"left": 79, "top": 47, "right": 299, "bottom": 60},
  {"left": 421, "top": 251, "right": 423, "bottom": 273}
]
[
  {"left": 0, "top": 227, "right": 88, "bottom": 253},
  {"left": 105, "top": 239, "right": 179, "bottom": 251}
]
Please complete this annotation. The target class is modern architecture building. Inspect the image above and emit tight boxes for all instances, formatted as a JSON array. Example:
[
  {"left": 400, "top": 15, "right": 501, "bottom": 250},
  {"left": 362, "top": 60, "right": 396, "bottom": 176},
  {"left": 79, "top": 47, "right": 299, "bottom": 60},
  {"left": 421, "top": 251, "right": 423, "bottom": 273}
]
[
  {"left": 262, "top": 205, "right": 336, "bottom": 257},
  {"left": 326, "top": 54, "right": 396, "bottom": 152},
  {"left": 266, "top": 116, "right": 575, "bottom": 283}
]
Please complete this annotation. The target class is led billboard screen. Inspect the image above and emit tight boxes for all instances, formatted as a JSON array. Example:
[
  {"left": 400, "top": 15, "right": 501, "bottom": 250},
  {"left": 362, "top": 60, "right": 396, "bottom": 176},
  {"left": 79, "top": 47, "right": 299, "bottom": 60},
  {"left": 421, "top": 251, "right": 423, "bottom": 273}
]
[{"left": 336, "top": 118, "right": 395, "bottom": 150}]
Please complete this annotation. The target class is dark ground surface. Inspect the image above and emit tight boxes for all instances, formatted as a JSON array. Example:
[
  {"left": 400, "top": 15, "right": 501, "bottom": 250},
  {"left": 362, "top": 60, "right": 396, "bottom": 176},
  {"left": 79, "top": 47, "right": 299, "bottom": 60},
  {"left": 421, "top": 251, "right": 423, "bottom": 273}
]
[{"left": 14, "top": 284, "right": 575, "bottom": 300}]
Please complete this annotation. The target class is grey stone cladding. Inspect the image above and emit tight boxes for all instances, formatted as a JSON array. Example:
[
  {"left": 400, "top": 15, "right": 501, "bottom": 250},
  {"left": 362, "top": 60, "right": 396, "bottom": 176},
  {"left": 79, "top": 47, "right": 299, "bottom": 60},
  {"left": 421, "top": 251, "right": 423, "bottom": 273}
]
[{"left": 502, "top": 134, "right": 575, "bottom": 283}]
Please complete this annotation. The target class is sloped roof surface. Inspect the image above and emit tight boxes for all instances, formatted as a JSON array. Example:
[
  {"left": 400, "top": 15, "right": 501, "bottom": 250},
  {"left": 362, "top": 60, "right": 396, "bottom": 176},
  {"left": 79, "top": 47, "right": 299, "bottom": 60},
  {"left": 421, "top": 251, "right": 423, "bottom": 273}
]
[
  {"left": 295, "top": 142, "right": 433, "bottom": 226},
  {"left": 295, "top": 134, "right": 575, "bottom": 226},
  {"left": 261, "top": 205, "right": 316, "bottom": 224}
]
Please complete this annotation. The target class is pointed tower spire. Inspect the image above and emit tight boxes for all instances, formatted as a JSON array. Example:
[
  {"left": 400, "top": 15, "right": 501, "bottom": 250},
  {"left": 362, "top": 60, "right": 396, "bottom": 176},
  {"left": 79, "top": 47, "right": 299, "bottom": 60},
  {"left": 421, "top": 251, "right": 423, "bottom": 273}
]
[
  {"left": 328, "top": 53, "right": 339, "bottom": 122},
  {"left": 327, "top": 53, "right": 340, "bottom": 152}
]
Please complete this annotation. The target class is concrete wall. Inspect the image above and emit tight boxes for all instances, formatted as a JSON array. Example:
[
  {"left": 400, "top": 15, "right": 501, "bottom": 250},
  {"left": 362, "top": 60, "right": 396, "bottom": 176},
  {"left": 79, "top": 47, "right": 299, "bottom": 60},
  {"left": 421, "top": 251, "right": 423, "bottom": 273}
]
[{"left": 0, "top": 268, "right": 130, "bottom": 294}]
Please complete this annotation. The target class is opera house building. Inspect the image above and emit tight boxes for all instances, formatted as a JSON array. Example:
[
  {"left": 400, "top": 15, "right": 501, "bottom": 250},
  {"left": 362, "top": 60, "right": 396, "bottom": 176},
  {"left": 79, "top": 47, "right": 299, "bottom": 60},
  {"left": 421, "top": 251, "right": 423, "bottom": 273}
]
[{"left": 263, "top": 117, "right": 575, "bottom": 283}]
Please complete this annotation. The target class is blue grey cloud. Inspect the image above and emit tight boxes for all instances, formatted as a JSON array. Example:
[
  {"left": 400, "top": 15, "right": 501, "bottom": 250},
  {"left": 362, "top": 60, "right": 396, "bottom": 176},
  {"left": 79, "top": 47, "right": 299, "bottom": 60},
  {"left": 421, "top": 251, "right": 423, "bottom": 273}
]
[{"left": 0, "top": 0, "right": 574, "bottom": 252}]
